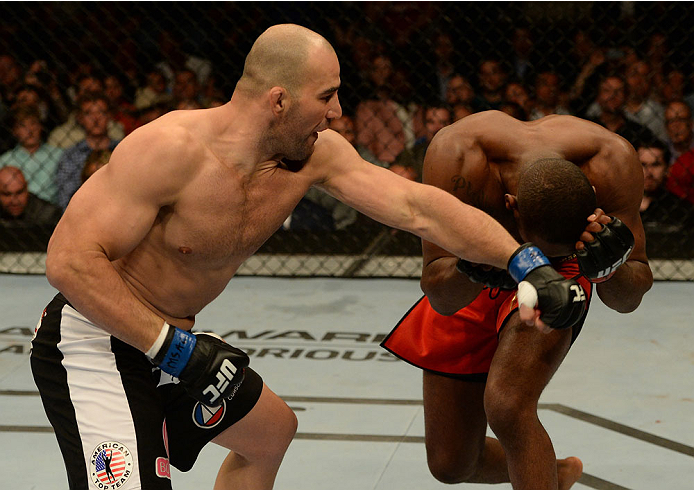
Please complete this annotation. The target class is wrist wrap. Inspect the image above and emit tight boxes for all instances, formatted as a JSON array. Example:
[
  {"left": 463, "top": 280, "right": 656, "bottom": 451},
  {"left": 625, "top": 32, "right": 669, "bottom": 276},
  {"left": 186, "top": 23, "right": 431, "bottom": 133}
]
[
  {"left": 508, "top": 243, "right": 551, "bottom": 283},
  {"left": 151, "top": 324, "right": 197, "bottom": 378}
]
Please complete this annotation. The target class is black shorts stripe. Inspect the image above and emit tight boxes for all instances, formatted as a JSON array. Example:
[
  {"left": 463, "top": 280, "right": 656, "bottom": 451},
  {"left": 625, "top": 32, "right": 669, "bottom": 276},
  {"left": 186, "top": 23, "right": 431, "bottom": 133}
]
[{"left": 30, "top": 293, "right": 89, "bottom": 490}]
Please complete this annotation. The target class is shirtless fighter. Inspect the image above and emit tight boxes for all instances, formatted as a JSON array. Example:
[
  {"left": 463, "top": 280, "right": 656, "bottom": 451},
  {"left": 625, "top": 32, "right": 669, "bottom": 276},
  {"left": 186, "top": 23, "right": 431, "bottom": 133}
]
[
  {"left": 382, "top": 111, "right": 653, "bottom": 490},
  {"left": 30, "top": 26, "right": 585, "bottom": 490}
]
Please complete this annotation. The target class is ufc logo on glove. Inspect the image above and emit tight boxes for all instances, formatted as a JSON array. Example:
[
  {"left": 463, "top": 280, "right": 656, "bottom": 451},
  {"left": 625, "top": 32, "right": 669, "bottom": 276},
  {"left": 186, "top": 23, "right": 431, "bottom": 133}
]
[{"left": 203, "top": 359, "right": 241, "bottom": 405}]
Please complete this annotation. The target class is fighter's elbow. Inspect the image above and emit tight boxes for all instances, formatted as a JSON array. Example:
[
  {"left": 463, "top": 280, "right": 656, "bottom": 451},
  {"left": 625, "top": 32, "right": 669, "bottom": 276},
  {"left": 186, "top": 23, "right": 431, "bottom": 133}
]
[
  {"left": 598, "top": 288, "right": 647, "bottom": 314},
  {"left": 45, "top": 249, "right": 74, "bottom": 291}
]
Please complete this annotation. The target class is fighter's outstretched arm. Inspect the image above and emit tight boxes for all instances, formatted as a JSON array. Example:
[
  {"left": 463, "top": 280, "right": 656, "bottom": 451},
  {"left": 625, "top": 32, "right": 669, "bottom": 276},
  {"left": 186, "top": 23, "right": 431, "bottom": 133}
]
[{"left": 316, "top": 130, "right": 520, "bottom": 270}]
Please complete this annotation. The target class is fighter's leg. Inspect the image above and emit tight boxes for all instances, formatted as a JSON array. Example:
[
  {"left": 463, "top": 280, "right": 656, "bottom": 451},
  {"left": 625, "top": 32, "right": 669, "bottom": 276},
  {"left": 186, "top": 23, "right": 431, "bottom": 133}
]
[
  {"left": 483, "top": 313, "right": 582, "bottom": 490},
  {"left": 211, "top": 383, "right": 297, "bottom": 490},
  {"left": 423, "top": 371, "right": 508, "bottom": 483}
]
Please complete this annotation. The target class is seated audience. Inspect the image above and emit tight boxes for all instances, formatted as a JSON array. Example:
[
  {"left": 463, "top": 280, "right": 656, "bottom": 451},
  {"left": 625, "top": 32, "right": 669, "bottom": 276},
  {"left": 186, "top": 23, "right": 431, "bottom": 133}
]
[
  {"left": 637, "top": 139, "right": 694, "bottom": 257},
  {"left": 0, "top": 106, "right": 63, "bottom": 205}
]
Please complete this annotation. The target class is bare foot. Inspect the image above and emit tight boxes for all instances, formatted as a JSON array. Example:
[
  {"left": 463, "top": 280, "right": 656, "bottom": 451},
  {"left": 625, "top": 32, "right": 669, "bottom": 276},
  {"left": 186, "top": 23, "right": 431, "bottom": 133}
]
[{"left": 557, "top": 457, "right": 583, "bottom": 490}]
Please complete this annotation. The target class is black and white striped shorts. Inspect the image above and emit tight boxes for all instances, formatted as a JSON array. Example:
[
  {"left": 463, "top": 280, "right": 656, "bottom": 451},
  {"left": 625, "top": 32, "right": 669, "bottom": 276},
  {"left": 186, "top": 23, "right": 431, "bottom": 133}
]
[{"left": 30, "top": 293, "right": 263, "bottom": 490}]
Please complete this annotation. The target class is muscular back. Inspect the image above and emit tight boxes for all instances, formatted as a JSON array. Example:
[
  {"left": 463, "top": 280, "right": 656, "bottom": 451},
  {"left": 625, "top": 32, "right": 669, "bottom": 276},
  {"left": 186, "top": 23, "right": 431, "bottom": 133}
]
[{"left": 424, "top": 111, "right": 643, "bottom": 242}]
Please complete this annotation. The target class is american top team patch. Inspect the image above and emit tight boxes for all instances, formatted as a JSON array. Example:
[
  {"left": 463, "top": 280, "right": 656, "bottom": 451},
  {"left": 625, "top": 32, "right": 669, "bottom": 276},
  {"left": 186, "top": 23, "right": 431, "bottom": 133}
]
[
  {"left": 192, "top": 400, "right": 226, "bottom": 429},
  {"left": 90, "top": 441, "right": 134, "bottom": 489}
]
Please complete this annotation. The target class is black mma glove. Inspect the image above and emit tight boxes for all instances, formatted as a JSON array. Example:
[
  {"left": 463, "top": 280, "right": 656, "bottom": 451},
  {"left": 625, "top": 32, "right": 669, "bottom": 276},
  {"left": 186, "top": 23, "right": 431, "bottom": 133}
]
[
  {"left": 508, "top": 243, "right": 587, "bottom": 330},
  {"left": 147, "top": 323, "right": 249, "bottom": 406},
  {"left": 456, "top": 258, "right": 517, "bottom": 290},
  {"left": 577, "top": 216, "right": 634, "bottom": 283}
]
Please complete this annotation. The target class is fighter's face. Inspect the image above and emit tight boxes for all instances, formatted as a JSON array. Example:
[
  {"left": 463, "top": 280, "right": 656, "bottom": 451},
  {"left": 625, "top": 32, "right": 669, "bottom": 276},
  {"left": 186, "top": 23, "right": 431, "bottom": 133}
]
[{"left": 280, "top": 47, "right": 342, "bottom": 161}]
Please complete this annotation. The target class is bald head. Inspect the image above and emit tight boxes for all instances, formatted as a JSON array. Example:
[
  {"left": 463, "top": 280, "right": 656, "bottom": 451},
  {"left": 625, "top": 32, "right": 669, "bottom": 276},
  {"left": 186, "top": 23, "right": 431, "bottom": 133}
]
[
  {"left": 0, "top": 166, "right": 29, "bottom": 218},
  {"left": 236, "top": 24, "right": 335, "bottom": 97},
  {"left": 0, "top": 166, "right": 25, "bottom": 188}
]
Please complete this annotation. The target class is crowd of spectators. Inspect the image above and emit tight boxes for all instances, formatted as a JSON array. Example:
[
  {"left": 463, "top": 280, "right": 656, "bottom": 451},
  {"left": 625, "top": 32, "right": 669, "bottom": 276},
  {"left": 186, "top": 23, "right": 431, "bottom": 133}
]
[{"left": 0, "top": 3, "right": 692, "bottom": 257}]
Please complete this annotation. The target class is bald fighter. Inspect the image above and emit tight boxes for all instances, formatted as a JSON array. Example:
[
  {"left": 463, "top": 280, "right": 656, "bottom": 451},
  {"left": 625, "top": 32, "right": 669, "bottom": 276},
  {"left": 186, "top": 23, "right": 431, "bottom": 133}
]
[
  {"left": 30, "top": 26, "right": 585, "bottom": 490},
  {"left": 383, "top": 111, "right": 652, "bottom": 490}
]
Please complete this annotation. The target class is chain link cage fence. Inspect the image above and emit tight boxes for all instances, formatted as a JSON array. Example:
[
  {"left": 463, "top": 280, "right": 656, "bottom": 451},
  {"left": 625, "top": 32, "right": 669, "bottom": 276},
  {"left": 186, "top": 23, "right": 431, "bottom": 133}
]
[{"left": 0, "top": 2, "right": 692, "bottom": 279}]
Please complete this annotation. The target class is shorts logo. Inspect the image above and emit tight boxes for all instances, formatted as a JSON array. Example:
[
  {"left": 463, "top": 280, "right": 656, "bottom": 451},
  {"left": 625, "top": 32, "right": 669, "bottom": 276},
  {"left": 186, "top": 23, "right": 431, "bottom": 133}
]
[
  {"left": 155, "top": 457, "right": 171, "bottom": 479},
  {"left": 192, "top": 399, "right": 226, "bottom": 429},
  {"left": 89, "top": 441, "right": 133, "bottom": 489}
]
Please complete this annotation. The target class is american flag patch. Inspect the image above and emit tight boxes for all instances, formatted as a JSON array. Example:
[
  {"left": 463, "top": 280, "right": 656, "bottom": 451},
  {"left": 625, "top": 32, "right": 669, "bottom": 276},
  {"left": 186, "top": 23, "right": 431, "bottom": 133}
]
[{"left": 90, "top": 442, "right": 133, "bottom": 489}]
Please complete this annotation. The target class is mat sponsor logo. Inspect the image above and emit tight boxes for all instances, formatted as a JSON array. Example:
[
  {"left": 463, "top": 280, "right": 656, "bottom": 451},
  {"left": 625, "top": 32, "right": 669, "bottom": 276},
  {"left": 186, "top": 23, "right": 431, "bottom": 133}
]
[
  {"left": 192, "top": 399, "right": 226, "bottom": 429},
  {"left": 221, "top": 330, "right": 399, "bottom": 363},
  {"left": 89, "top": 441, "right": 133, "bottom": 489}
]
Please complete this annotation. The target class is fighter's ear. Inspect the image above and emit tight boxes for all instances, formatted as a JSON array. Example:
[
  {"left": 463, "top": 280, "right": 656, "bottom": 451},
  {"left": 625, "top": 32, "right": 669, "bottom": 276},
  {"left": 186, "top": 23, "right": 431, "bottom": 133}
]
[
  {"left": 504, "top": 193, "right": 518, "bottom": 212},
  {"left": 269, "top": 86, "right": 289, "bottom": 115}
]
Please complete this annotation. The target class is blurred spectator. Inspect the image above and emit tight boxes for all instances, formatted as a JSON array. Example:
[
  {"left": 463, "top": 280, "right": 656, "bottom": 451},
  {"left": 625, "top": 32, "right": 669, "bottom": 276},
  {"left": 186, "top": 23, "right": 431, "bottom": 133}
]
[
  {"left": 528, "top": 71, "right": 571, "bottom": 120},
  {"left": 507, "top": 26, "right": 538, "bottom": 86},
  {"left": 587, "top": 75, "right": 656, "bottom": 148},
  {"left": 430, "top": 32, "right": 457, "bottom": 103},
  {"left": 48, "top": 75, "right": 125, "bottom": 149},
  {"left": 644, "top": 32, "right": 669, "bottom": 100},
  {"left": 22, "top": 60, "right": 70, "bottom": 126},
  {"left": 663, "top": 100, "right": 694, "bottom": 164},
  {"left": 661, "top": 69, "right": 686, "bottom": 105},
  {"left": 0, "top": 84, "right": 52, "bottom": 152},
  {"left": 154, "top": 29, "right": 212, "bottom": 93},
  {"left": 355, "top": 54, "right": 406, "bottom": 165},
  {"left": 173, "top": 69, "right": 201, "bottom": 108},
  {"left": 392, "top": 105, "right": 451, "bottom": 181},
  {"left": 504, "top": 81, "right": 532, "bottom": 117},
  {"left": 0, "top": 166, "right": 62, "bottom": 226},
  {"left": 12, "top": 85, "right": 56, "bottom": 129},
  {"left": 471, "top": 59, "right": 506, "bottom": 111},
  {"left": 624, "top": 60, "right": 667, "bottom": 142},
  {"left": 666, "top": 147, "right": 694, "bottom": 206},
  {"left": 0, "top": 106, "right": 63, "bottom": 205},
  {"left": 104, "top": 74, "right": 139, "bottom": 135},
  {"left": 637, "top": 139, "right": 694, "bottom": 257},
  {"left": 64, "top": 63, "right": 98, "bottom": 103},
  {"left": 0, "top": 55, "right": 23, "bottom": 107},
  {"left": 134, "top": 68, "right": 172, "bottom": 110},
  {"left": 56, "top": 92, "right": 120, "bottom": 209},
  {"left": 200, "top": 72, "right": 227, "bottom": 108},
  {"left": 445, "top": 74, "right": 475, "bottom": 109},
  {"left": 81, "top": 149, "right": 111, "bottom": 183},
  {"left": 567, "top": 45, "right": 607, "bottom": 117}
]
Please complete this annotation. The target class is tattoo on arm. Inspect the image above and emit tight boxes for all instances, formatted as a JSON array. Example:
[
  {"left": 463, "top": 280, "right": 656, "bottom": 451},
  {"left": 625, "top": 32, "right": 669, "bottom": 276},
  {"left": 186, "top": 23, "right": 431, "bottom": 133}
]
[{"left": 452, "top": 175, "right": 484, "bottom": 209}]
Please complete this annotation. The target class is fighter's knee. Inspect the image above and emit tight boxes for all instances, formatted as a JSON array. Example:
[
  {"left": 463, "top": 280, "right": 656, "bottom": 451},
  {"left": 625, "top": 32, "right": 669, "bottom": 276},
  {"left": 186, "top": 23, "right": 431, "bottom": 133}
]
[
  {"left": 273, "top": 401, "right": 298, "bottom": 455},
  {"left": 426, "top": 446, "right": 480, "bottom": 484},
  {"left": 484, "top": 384, "right": 536, "bottom": 439}
]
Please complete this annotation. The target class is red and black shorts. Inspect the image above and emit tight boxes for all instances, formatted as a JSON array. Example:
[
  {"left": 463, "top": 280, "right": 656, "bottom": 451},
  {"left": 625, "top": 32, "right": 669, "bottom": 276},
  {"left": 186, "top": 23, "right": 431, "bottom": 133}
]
[
  {"left": 30, "top": 293, "right": 264, "bottom": 490},
  {"left": 381, "top": 257, "right": 592, "bottom": 381}
]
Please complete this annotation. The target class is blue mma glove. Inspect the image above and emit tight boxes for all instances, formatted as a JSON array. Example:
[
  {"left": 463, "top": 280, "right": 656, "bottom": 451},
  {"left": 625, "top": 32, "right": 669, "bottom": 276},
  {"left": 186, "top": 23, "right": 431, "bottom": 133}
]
[{"left": 148, "top": 323, "right": 249, "bottom": 406}]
